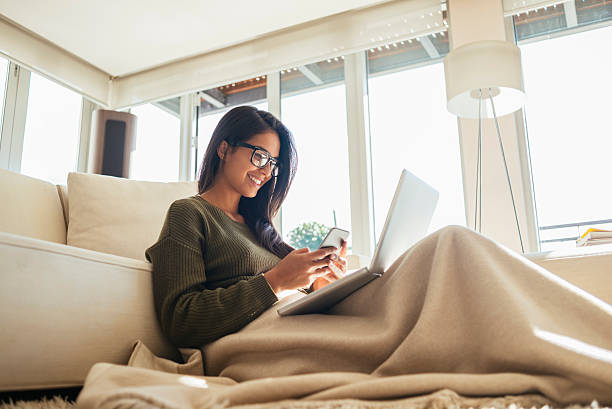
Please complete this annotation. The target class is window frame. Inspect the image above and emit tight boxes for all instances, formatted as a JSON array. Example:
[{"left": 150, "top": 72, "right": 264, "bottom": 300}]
[
  {"left": 0, "top": 62, "right": 29, "bottom": 172},
  {"left": 1, "top": 60, "right": 98, "bottom": 184}
]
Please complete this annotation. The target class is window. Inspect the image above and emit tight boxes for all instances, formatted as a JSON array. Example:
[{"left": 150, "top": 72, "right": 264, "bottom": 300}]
[
  {"left": 0, "top": 57, "right": 8, "bottom": 137},
  {"left": 515, "top": 2, "right": 612, "bottom": 250},
  {"left": 513, "top": 0, "right": 611, "bottom": 41},
  {"left": 21, "top": 72, "right": 82, "bottom": 185},
  {"left": 196, "top": 76, "right": 268, "bottom": 178},
  {"left": 280, "top": 59, "right": 352, "bottom": 249},
  {"left": 367, "top": 31, "right": 465, "bottom": 242},
  {"left": 129, "top": 101, "right": 180, "bottom": 182}
]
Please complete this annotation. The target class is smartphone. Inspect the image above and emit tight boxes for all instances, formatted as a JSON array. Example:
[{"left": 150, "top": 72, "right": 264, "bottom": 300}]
[{"left": 318, "top": 227, "right": 350, "bottom": 249}]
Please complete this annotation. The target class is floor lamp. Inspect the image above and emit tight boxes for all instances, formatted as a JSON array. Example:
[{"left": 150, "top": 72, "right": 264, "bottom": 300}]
[{"left": 443, "top": 40, "right": 526, "bottom": 252}]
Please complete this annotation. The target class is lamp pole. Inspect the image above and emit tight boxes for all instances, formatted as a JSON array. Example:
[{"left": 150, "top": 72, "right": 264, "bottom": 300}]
[
  {"left": 475, "top": 89, "right": 482, "bottom": 233},
  {"left": 487, "top": 88, "right": 525, "bottom": 253}
]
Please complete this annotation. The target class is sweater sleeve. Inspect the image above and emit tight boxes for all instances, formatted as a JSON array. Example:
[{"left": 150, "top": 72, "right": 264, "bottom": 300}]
[{"left": 145, "top": 203, "right": 278, "bottom": 348}]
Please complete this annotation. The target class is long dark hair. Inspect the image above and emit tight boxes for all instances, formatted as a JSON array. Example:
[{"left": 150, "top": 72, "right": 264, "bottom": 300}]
[{"left": 197, "top": 106, "right": 297, "bottom": 258}]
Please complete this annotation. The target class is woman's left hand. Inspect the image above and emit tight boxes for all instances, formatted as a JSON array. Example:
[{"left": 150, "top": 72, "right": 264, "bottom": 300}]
[{"left": 312, "top": 239, "right": 348, "bottom": 292}]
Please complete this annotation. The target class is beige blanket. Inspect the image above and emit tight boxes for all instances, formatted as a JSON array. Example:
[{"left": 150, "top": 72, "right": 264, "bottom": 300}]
[{"left": 76, "top": 226, "right": 612, "bottom": 408}]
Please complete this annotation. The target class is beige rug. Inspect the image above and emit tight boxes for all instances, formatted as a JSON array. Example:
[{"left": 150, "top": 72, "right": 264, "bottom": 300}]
[
  {"left": 0, "top": 396, "right": 75, "bottom": 409},
  {"left": 227, "top": 389, "right": 611, "bottom": 409},
  {"left": 2, "top": 389, "right": 611, "bottom": 409}
]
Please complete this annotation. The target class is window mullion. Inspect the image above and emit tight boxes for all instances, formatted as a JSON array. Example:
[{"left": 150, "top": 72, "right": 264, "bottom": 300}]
[
  {"left": 178, "top": 93, "right": 196, "bottom": 181},
  {"left": 0, "top": 62, "right": 29, "bottom": 172},
  {"left": 267, "top": 72, "right": 281, "bottom": 118},
  {"left": 78, "top": 98, "right": 99, "bottom": 173},
  {"left": 344, "top": 51, "right": 375, "bottom": 259},
  {"left": 266, "top": 71, "right": 283, "bottom": 235},
  {"left": 0, "top": 64, "right": 15, "bottom": 170}
]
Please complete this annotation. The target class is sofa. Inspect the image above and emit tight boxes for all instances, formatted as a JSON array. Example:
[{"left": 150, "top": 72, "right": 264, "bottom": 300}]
[{"left": 1, "top": 168, "right": 611, "bottom": 393}]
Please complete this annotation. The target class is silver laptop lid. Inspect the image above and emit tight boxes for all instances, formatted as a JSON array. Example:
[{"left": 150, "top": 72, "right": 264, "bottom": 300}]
[{"left": 368, "top": 169, "right": 439, "bottom": 275}]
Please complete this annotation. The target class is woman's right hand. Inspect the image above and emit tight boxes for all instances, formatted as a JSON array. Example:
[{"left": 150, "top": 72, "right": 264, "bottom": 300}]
[{"left": 264, "top": 247, "right": 338, "bottom": 293}]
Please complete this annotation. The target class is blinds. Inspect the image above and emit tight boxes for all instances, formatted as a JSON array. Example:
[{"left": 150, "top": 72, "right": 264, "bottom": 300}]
[
  {"left": 111, "top": 0, "right": 444, "bottom": 109},
  {"left": 503, "top": 0, "right": 569, "bottom": 16},
  {"left": 1, "top": 0, "right": 445, "bottom": 108},
  {"left": 0, "top": 15, "right": 110, "bottom": 107}
]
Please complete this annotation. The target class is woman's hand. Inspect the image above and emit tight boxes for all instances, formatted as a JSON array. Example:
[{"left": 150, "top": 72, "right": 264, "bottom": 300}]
[
  {"left": 312, "top": 239, "right": 348, "bottom": 292},
  {"left": 264, "top": 246, "right": 339, "bottom": 293}
]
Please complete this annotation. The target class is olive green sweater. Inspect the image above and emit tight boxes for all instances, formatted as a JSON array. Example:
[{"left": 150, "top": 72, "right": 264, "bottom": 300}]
[{"left": 145, "top": 195, "right": 281, "bottom": 348}]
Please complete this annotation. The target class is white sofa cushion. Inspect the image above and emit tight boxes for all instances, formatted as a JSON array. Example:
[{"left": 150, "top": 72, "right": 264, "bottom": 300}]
[
  {"left": 0, "top": 231, "right": 179, "bottom": 391},
  {"left": 66, "top": 172, "right": 197, "bottom": 260},
  {"left": 0, "top": 168, "right": 66, "bottom": 244}
]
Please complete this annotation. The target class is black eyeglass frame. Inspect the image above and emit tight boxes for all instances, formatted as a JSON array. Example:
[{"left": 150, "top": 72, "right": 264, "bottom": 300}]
[{"left": 229, "top": 141, "right": 280, "bottom": 177}]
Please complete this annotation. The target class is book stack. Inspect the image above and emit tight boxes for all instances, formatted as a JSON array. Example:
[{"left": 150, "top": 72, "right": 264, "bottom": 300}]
[{"left": 576, "top": 228, "right": 612, "bottom": 247}]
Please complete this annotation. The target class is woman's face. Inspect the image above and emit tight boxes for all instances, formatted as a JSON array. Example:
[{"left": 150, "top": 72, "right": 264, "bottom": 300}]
[{"left": 219, "top": 130, "right": 281, "bottom": 198}]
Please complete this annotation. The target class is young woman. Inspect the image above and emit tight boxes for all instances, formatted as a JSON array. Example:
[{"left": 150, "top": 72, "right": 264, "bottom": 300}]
[{"left": 145, "top": 105, "right": 347, "bottom": 348}]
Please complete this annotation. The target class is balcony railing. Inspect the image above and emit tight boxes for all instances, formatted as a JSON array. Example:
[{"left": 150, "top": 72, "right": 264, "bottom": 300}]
[{"left": 539, "top": 218, "right": 612, "bottom": 245}]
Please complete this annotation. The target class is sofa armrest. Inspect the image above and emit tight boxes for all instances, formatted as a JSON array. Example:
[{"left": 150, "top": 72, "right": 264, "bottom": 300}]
[
  {"left": 525, "top": 244, "right": 612, "bottom": 306},
  {"left": 0, "top": 232, "right": 180, "bottom": 391}
]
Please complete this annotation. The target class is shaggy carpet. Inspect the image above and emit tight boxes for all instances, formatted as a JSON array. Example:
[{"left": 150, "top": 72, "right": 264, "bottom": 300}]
[{"left": 1, "top": 389, "right": 610, "bottom": 409}]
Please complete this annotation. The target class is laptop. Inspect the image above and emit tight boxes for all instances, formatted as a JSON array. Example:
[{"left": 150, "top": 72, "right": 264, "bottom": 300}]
[{"left": 278, "top": 169, "right": 439, "bottom": 316}]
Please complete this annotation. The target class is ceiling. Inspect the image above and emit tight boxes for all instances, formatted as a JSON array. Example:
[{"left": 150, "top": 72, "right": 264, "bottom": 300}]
[{"left": 0, "top": 0, "right": 391, "bottom": 78}]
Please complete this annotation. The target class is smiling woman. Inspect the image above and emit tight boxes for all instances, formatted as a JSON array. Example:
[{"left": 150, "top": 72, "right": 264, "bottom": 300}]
[
  {"left": 145, "top": 106, "right": 345, "bottom": 347},
  {"left": 201, "top": 131, "right": 282, "bottom": 221}
]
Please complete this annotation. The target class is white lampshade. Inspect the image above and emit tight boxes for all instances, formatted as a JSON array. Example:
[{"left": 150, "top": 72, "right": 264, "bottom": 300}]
[{"left": 443, "top": 40, "right": 526, "bottom": 119}]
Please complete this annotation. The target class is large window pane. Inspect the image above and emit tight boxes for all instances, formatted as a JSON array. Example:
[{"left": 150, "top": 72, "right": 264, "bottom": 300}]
[
  {"left": 518, "top": 21, "right": 612, "bottom": 250},
  {"left": 280, "top": 60, "right": 351, "bottom": 250},
  {"left": 368, "top": 33, "right": 465, "bottom": 242},
  {"left": 0, "top": 57, "right": 8, "bottom": 138},
  {"left": 196, "top": 76, "right": 268, "bottom": 179},
  {"left": 129, "top": 102, "right": 180, "bottom": 182},
  {"left": 21, "top": 72, "right": 82, "bottom": 185}
]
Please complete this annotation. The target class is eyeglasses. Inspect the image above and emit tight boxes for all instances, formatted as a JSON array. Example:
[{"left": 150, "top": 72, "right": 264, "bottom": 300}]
[{"left": 230, "top": 142, "right": 280, "bottom": 177}]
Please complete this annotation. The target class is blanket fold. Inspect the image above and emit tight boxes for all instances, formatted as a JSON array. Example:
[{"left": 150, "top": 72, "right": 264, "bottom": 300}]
[{"left": 77, "top": 226, "right": 612, "bottom": 408}]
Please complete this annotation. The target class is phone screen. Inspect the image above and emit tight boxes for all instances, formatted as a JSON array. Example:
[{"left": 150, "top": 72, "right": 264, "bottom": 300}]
[{"left": 319, "top": 227, "right": 350, "bottom": 249}]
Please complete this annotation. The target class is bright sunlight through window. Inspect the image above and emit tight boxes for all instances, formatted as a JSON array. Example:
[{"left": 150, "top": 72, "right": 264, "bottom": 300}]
[
  {"left": 368, "top": 62, "right": 465, "bottom": 241},
  {"left": 129, "top": 103, "right": 180, "bottom": 182},
  {"left": 281, "top": 84, "right": 352, "bottom": 247},
  {"left": 521, "top": 25, "right": 612, "bottom": 250},
  {"left": 21, "top": 72, "right": 82, "bottom": 185}
]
